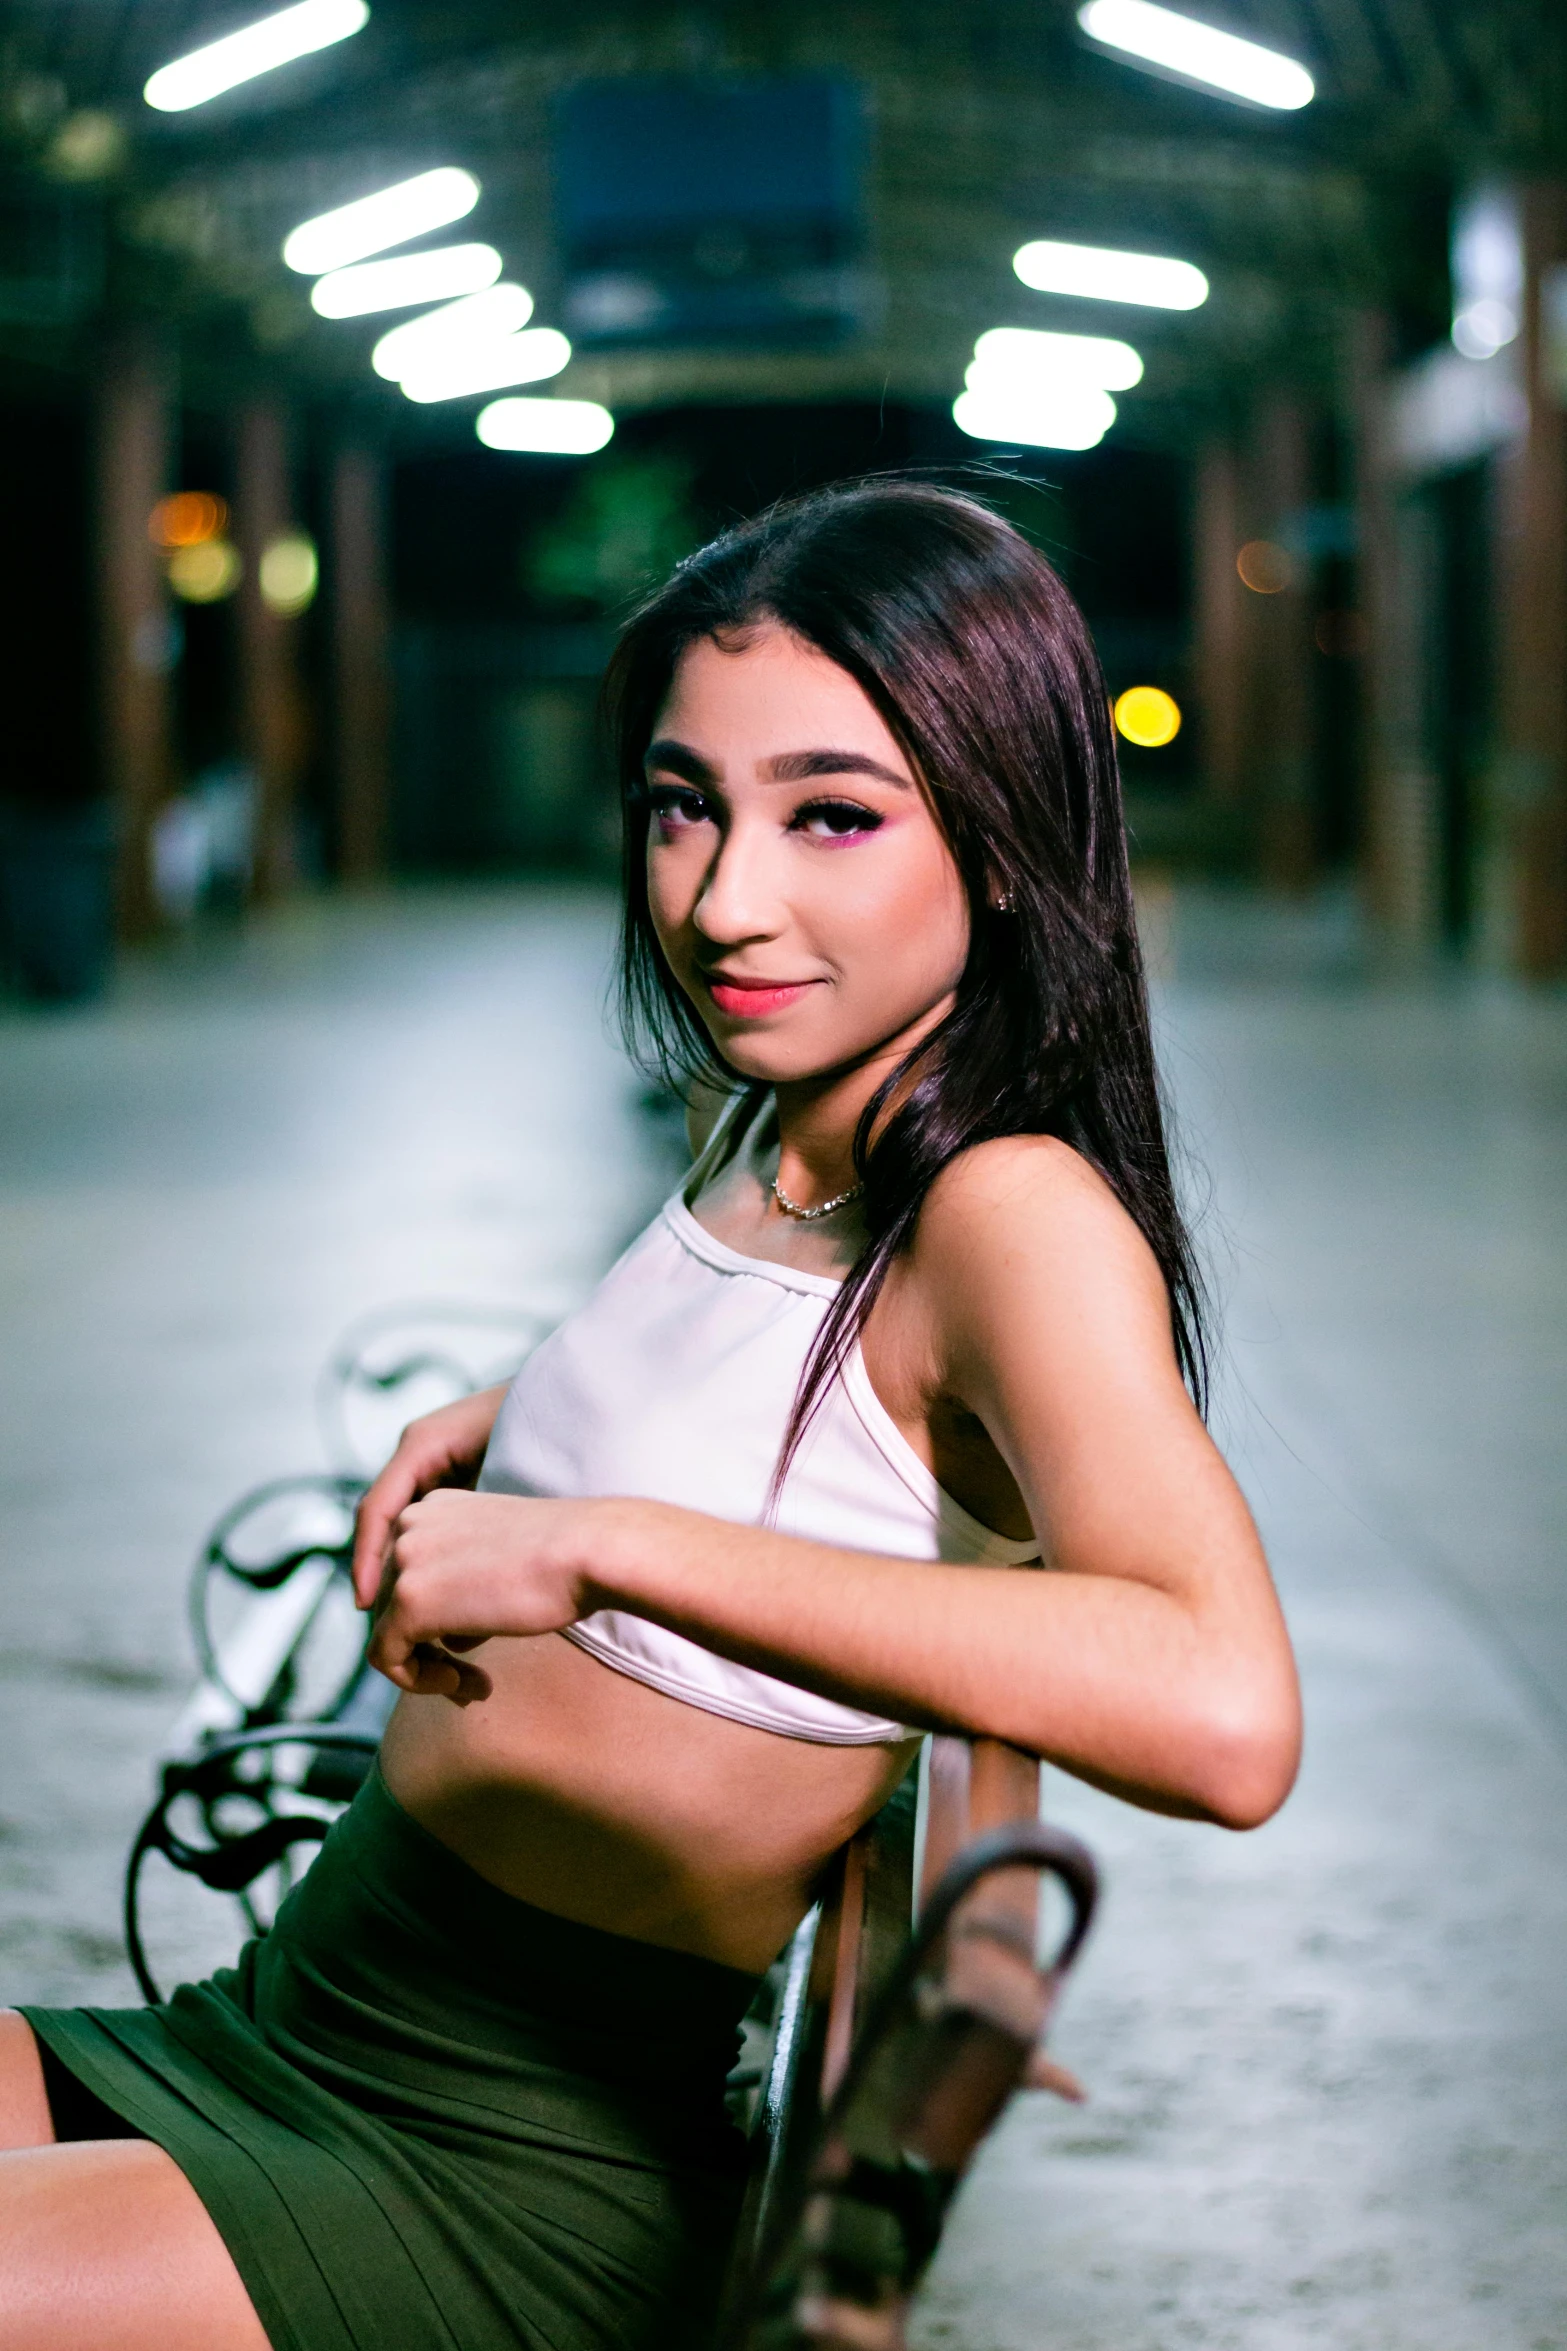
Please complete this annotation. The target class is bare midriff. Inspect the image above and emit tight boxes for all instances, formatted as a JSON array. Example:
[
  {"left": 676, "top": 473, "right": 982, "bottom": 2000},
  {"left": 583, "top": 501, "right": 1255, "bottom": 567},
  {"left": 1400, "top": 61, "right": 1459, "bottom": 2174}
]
[{"left": 379, "top": 1633, "right": 917, "bottom": 1975}]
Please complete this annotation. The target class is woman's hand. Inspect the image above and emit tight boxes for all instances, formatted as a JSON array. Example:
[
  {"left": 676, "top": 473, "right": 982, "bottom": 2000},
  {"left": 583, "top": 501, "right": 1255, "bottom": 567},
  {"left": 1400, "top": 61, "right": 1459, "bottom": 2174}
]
[
  {"left": 366, "top": 1490, "right": 615, "bottom": 1705},
  {"left": 351, "top": 1385, "right": 510, "bottom": 1610}
]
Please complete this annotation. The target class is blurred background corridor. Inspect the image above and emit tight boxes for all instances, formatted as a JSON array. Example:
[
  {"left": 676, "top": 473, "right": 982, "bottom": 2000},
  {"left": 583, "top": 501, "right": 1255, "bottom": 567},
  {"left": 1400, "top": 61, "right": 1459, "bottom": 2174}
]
[{"left": 0, "top": 2, "right": 1564, "bottom": 2344}]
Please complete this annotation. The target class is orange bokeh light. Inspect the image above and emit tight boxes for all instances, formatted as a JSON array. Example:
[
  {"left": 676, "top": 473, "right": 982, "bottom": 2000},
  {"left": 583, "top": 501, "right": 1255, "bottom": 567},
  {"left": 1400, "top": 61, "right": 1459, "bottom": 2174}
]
[
  {"left": 149, "top": 492, "right": 228, "bottom": 550},
  {"left": 1236, "top": 538, "right": 1295, "bottom": 594}
]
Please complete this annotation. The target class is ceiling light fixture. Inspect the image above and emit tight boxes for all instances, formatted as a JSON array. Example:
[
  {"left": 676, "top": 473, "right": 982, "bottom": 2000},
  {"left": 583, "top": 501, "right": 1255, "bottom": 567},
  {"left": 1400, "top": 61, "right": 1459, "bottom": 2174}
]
[
  {"left": 284, "top": 168, "right": 480, "bottom": 275},
  {"left": 953, "top": 323, "right": 1135, "bottom": 449},
  {"left": 476, "top": 398, "right": 615, "bottom": 455},
  {"left": 310, "top": 243, "right": 502, "bottom": 318},
  {"left": 371, "top": 284, "right": 535, "bottom": 380},
  {"left": 144, "top": 0, "right": 368, "bottom": 113},
  {"left": 1077, "top": 0, "right": 1314, "bottom": 110},
  {"left": 969, "top": 325, "right": 1144, "bottom": 391},
  {"left": 1013, "top": 238, "right": 1208, "bottom": 310},
  {"left": 398, "top": 326, "right": 572, "bottom": 403},
  {"left": 952, "top": 385, "right": 1118, "bottom": 451}
]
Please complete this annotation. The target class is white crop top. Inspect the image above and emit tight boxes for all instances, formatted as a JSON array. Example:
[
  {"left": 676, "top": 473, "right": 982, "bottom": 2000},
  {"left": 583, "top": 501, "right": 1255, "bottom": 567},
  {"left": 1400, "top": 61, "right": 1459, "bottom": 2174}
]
[{"left": 478, "top": 1099, "right": 1040, "bottom": 1745}]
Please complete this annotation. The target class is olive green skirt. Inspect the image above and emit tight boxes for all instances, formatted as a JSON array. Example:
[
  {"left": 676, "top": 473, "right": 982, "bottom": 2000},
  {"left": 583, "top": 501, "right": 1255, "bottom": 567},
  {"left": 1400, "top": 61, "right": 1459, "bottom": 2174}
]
[{"left": 22, "top": 1768, "right": 759, "bottom": 2351}]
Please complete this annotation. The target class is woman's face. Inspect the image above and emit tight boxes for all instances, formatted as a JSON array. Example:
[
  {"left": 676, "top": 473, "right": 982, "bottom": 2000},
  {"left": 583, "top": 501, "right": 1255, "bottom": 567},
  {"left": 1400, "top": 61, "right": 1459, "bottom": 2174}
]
[{"left": 644, "top": 623, "right": 971, "bottom": 1089}]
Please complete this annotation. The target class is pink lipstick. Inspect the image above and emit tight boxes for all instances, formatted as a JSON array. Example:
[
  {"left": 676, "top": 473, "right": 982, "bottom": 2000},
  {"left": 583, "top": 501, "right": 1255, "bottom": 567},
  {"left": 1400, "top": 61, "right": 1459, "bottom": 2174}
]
[{"left": 706, "top": 976, "right": 815, "bottom": 1019}]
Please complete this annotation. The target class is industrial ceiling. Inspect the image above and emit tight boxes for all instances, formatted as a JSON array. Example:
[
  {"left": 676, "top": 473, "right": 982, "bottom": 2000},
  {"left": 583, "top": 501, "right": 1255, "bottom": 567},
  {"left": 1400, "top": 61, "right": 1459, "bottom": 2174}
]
[{"left": 1, "top": 0, "right": 1561, "bottom": 443}]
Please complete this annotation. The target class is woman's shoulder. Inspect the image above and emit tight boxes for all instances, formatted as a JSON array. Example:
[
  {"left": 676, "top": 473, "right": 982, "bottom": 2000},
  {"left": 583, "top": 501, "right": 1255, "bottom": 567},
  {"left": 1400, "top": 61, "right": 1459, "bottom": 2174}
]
[
  {"left": 920, "top": 1131, "right": 1128, "bottom": 1228},
  {"left": 910, "top": 1134, "right": 1168, "bottom": 1327}
]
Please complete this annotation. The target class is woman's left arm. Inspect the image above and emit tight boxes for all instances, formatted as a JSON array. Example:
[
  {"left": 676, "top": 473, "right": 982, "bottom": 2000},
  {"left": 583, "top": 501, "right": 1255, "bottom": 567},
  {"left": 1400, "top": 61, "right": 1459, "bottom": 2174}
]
[{"left": 368, "top": 1139, "right": 1301, "bottom": 1828}]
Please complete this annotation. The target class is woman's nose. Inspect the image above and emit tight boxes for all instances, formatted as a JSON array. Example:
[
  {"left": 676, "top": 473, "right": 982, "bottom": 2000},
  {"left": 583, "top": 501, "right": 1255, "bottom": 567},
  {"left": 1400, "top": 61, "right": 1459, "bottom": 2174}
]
[{"left": 692, "top": 826, "right": 781, "bottom": 942}]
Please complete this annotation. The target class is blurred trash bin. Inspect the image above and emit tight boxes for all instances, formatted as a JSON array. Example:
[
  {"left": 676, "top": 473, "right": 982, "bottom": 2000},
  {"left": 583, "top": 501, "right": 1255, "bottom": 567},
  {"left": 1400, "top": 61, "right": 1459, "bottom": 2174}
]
[
  {"left": 151, "top": 796, "right": 212, "bottom": 926},
  {"left": 0, "top": 799, "right": 116, "bottom": 1003}
]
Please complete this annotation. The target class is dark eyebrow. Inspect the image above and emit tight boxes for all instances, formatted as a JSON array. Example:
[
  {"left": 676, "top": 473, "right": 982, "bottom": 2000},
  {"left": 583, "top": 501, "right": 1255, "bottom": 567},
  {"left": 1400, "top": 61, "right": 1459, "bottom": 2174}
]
[
  {"left": 644, "top": 738, "right": 717, "bottom": 785},
  {"left": 767, "top": 748, "right": 912, "bottom": 789},
  {"left": 643, "top": 740, "right": 912, "bottom": 791}
]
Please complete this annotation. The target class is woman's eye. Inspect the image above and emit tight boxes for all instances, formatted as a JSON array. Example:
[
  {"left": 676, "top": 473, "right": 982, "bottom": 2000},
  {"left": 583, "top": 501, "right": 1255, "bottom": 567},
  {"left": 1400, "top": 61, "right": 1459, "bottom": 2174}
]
[
  {"left": 793, "top": 798, "right": 884, "bottom": 840},
  {"left": 647, "top": 786, "right": 711, "bottom": 832}
]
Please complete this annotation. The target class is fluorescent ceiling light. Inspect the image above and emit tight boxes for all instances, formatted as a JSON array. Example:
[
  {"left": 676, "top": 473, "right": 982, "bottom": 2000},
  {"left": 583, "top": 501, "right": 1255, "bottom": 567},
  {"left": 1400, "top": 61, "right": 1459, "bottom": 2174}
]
[
  {"left": 1013, "top": 238, "right": 1207, "bottom": 310},
  {"left": 970, "top": 325, "right": 1144, "bottom": 391},
  {"left": 144, "top": 0, "right": 368, "bottom": 112},
  {"left": 284, "top": 168, "right": 480, "bottom": 275},
  {"left": 477, "top": 398, "right": 615, "bottom": 455},
  {"left": 311, "top": 243, "right": 502, "bottom": 318},
  {"left": 952, "top": 386, "right": 1117, "bottom": 451},
  {"left": 372, "top": 285, "right": 535, "bottom": 380},
  {"left": 1077, "top": 0, "right": 1314, "bottom": 109},
  {"left": 399, "top": 327, "right": 572, "bottom": 403}
]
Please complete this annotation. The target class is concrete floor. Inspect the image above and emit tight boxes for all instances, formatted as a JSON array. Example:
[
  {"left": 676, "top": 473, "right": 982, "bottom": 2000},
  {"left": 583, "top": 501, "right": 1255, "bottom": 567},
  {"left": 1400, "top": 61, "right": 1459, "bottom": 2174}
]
[
  {"left": 2, "top": 883, "right": 1564, "bottom": 2347},
  {"left": 0, "top": 888, "right": 673, "bottom": 1998},
  {"left": 918, "top": 889, "right": 1567, "bottom": 2351}
]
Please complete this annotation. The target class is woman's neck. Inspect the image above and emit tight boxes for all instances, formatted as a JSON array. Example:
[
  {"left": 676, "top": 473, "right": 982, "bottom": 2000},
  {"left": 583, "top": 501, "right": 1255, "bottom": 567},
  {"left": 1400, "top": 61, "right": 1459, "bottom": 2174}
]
[
  {"left": 770, "top": 995, "right": 950, "bottom": 1209},
  {"left": 685, "top": 1090, "right": 862, "bottom": 1278},
  {"left": 770, "top": 1074, "right": 868, "bottom": 1208}
]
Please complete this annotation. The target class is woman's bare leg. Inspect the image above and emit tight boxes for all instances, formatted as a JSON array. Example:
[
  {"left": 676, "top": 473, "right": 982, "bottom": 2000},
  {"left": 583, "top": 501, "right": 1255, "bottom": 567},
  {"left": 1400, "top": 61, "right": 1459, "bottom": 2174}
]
[
  {"left": 0, "top": 2017, "right": 270, "bottom": 2350},
  {"left": 0, "top": 2141, "right": 272, "bottom": 2351},
  {"left": 0, "top": 2014, "right": 53, "bottom": 2150}
]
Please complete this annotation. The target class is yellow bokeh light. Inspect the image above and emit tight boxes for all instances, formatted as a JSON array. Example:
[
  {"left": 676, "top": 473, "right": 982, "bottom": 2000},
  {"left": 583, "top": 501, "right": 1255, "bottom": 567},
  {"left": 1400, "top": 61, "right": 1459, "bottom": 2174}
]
[
  {"left": 168, "top": 538, "right": 242, "bottom": 603},
  {"left": 1114, "top": 685, "right": 1182, "bottom": 748},
  {"left": 150, "top": 491, "right": 228, "bottom": 549},
  {"left": 259, "top": 533, "right": 318, "bottom": 616}
]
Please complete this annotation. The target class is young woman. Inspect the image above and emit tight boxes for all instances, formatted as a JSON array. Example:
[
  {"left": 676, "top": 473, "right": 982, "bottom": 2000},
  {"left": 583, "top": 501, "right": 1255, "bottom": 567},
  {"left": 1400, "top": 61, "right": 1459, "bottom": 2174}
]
[{"left": 0, "top": 481, "right": 1300, "bottom": 2351}]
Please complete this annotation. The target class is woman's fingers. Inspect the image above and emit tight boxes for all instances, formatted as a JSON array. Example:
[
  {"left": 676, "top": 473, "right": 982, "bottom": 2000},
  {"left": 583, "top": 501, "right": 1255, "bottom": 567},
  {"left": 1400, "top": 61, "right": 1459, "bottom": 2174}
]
[
  {"left": 351, "top": 1391, "right": 512, "bottom": 1611},
  {"left": 365, "top": 1521, "right": 473, "bottom": 1693},
  {"left": 404, "top": 1642, "right": 493, "bottom": 1704},
  {"left": 365, "top": 1488, "right": 591, "bottom": 1705},
  {"left": 351, "top": 1470, "right": 416, "bottom": 1608},
  {"left": 369, "top": 1616, "right": 494, "bottom": 1707},
  {"left": 351, "top": 1439, "right": 457, "bottom": 1607}
]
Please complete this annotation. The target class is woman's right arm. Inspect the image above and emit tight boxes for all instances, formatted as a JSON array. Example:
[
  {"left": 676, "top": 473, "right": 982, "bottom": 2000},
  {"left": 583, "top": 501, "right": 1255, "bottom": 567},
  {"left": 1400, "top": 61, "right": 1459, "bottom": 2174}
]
[{"left": 351, "top": 1383, "right": 509, "bottom": 1608}]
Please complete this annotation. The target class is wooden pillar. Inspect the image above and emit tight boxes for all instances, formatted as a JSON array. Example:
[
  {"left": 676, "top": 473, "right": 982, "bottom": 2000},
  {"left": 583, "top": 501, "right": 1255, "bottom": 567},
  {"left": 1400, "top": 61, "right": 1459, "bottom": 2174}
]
[
  {"left": 1488, "top": 181, "right": 1567, "bottom": 975},
  {"left": 235, "top": 404, "right": 306, "bottom": 905},
  {"left": 330, "top": 445, "right": 392, "bottom": 884},
  {"left": 1247, "top": 396, "right": 1317, "bottom": 889},
  {"left": 1193, "top": 441, "right": 1247, "bottom": 805},
  {"left": 97, "top": 339, "right": 175, "bottom": 940},
  {"left": 1352, "top": 310, "right": 1442, "bottom": 947}
]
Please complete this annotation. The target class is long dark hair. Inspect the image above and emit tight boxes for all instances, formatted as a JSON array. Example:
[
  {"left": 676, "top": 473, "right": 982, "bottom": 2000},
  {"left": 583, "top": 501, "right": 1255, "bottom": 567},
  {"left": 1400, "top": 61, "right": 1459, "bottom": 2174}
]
[{"left": 604, "top": 480, "right": 1209, "bottom": 1482}]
